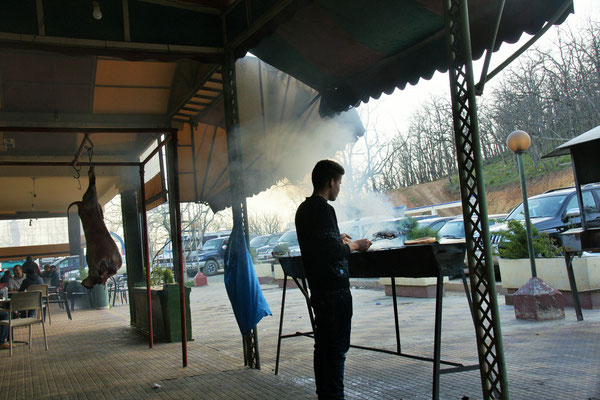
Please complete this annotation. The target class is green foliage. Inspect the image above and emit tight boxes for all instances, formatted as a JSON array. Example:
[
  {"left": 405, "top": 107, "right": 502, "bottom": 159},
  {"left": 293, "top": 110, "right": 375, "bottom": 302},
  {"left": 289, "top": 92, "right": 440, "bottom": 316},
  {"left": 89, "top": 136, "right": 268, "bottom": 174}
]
[
  {"left": 249, "top": 247, "right": 258, "bottom": 262},
  {"left": 185, "top": 279, "right": 194, "bottom": 287},
  {"left": 396, "top": 217, "right": 440, "bottom": 241},
  {"left": 78, "top": 265, "right": 88, "bottom": 280},
  {"left": 407, "top": 226, "right": 440, "bottom": 241},
  {"left": 162, "top": 267, "right": 174, "bottom": 284},
  {"left": 444, "top": 153, "right": 572, "bottom": 193},
  {"left": 397, "top": 217, "right": 417, "bottom": 233},
  {"left": 496, "top": 220, "right": 561, "bottom": 259},
  {"left": 146, "top": 265, "right": 175, "bottom": 286},
  {"left": 272, "top": 243, "right": 289, "bottom": 256}
]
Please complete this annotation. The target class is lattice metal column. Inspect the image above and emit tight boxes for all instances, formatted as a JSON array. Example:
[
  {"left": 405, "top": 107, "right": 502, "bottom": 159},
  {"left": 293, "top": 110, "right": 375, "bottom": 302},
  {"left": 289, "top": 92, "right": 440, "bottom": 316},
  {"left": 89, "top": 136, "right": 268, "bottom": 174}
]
[
  {"left": 222, "top": 51, "right": 261, "bottom": 369},
  {"left": 444, "top": 0, "right": 509, "bottom": 398}
]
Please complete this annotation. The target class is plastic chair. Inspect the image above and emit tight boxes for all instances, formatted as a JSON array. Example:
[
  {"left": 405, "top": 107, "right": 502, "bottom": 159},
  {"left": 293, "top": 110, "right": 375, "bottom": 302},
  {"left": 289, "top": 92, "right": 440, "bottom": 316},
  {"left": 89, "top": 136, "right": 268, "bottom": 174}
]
[
  {"left": 28, "top": 284, "right": 51, "bottom": 325},
  {"left": 48, "top": 286, "right": 72, "bottom": 320},
  {"left": 108, "top": 276, "right": 128, "bottom": 307},
  {"left": 0, "top": 291, "right": 48, "bottom": 356}
]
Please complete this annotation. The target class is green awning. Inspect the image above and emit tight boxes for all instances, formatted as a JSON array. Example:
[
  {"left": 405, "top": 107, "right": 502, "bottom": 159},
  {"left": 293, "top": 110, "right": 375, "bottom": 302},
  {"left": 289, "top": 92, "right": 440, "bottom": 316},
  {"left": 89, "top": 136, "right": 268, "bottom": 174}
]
[{"left": 250, "top": 0, "right": 573, "bottom": 116}]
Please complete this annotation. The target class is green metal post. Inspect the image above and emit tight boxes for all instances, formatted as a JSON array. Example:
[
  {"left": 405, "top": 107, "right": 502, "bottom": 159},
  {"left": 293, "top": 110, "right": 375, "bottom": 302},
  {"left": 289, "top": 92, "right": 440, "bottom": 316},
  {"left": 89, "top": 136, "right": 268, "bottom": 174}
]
[
  {"left": 222, "top": 50, "right": 260, "bottom": 369},
  {"left": 516, "top": 152, "right": 537, "bottom": 277},
  {"left": 121, "top": 189, "right": 145, "bottom": 324},
  {"left": 444, "top": 0, "right": 509, "bottom": 398}
]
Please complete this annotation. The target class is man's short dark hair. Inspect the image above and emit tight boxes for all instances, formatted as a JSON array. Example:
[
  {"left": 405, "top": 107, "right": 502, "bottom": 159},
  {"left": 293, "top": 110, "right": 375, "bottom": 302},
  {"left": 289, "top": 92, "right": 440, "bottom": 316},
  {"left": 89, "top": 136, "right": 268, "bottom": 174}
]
[
  {"left": 312, "top": 160, "right": 345, "bottom": 190},
  {"left": 22, "top": 261, "right": 38, "bottom": 276}
]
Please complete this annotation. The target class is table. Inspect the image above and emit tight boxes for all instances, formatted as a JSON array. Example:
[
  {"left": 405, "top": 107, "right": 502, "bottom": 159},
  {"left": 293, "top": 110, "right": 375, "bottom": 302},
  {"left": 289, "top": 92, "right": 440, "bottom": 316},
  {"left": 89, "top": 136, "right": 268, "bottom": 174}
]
[{"left": 275, "top": 243, "right": 478, "bottom": 400}]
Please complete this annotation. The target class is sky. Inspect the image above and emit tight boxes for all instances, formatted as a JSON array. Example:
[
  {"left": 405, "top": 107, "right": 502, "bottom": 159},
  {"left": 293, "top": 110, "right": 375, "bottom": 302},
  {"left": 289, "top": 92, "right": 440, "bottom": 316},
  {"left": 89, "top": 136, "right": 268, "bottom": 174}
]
[{"left": 246, "top": 0, "right": 600, "bottom": 224}]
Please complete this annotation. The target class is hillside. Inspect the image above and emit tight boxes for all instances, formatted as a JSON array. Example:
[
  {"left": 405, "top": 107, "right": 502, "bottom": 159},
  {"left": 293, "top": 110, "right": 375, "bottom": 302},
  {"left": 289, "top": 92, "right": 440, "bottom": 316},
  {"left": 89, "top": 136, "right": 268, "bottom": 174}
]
[{"left": 387, "top": 166, "right": 575, "bottom": 216}]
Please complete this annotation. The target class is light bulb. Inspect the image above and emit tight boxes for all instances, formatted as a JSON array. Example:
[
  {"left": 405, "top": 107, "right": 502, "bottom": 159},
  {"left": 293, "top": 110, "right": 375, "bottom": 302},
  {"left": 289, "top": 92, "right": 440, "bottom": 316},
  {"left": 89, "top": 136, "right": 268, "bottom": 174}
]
[{"left": 92, "top": 1, "right": 102, "bottom": 20}]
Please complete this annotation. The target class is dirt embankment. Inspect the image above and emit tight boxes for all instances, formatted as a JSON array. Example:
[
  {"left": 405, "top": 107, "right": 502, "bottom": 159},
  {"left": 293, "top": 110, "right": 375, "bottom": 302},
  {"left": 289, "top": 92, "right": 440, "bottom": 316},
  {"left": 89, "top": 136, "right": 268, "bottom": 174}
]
[{"left": 387, "top": 167, "right": 575, "bottom": 216}]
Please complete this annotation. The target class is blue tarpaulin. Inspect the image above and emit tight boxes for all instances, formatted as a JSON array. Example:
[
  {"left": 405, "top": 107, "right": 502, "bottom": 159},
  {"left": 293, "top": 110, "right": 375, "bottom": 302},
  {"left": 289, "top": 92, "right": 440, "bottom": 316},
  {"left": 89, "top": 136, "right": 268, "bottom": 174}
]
[{"left": 224, "top": 218, "right": 272, "bottom": 336}]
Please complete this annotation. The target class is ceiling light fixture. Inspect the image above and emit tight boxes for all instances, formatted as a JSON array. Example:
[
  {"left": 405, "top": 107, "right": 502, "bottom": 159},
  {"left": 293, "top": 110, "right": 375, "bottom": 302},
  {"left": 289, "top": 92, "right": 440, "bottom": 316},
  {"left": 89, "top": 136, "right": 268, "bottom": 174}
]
[{"left": 92, "top": 1, "right": 102, "bottom": 20}]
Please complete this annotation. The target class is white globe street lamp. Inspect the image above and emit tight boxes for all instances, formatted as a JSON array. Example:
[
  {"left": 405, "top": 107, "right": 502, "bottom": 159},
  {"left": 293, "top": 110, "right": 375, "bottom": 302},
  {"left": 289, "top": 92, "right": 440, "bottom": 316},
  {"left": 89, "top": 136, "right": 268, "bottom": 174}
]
[{"left": 506, "top": 130, "right": 537, "bottom": 277}]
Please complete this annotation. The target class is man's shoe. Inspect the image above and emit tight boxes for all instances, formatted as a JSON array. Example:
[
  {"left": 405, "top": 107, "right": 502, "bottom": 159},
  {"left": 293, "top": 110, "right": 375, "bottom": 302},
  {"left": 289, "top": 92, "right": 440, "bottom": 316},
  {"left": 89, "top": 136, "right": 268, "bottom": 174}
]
[{"left": 0, "top": 342, "right": 10, "bottom": 350}]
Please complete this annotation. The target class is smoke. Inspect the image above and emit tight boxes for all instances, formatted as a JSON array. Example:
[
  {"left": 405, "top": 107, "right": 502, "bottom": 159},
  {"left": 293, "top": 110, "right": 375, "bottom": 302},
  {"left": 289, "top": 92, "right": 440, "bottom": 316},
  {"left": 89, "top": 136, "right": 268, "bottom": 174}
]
[
  {"left": 232, "top": 56, "right": 382, "bottom": 227},
  {"left": 332, "top": 190, "right": 401, "bottom": 225}
]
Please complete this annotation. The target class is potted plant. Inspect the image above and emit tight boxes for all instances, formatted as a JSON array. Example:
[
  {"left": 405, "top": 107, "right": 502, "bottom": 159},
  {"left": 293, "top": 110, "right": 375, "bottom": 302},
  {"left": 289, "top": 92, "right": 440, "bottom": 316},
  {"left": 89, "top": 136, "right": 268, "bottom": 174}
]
[
  {"left": 496, "top": 220, "right": 600, "bottom": 309},
  {"left": 496, "top": 220, "right": 560, "bottom": 260}
]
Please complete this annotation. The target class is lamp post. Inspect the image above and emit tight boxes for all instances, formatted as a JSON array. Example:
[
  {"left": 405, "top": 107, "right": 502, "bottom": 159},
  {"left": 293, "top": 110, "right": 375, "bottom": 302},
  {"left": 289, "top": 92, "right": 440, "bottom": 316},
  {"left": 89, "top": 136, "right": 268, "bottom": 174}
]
[{"left": 507, "top": 130, "right": 537, "bottom": 278}]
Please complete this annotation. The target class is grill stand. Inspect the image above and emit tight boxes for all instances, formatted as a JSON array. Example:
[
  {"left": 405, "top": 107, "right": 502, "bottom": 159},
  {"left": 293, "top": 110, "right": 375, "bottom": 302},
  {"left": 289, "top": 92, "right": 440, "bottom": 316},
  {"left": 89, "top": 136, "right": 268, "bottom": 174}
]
[{"left": 274, "top": 266, "right": 479, "bottom": 398}]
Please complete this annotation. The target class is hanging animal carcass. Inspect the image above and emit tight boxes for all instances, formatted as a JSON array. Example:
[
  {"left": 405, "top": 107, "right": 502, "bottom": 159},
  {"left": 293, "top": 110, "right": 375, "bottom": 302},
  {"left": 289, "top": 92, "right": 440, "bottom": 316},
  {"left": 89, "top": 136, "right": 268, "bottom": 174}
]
[{"left": 69, "top": 166, "right": 122, "bottom": 288}]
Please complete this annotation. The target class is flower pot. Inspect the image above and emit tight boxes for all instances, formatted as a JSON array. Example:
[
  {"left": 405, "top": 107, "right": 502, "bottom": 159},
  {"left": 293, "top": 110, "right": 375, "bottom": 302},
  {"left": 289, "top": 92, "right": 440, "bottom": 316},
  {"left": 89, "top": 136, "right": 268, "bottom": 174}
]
[{"left": 499, "top": 256, "right": 600, "bottom": 309}]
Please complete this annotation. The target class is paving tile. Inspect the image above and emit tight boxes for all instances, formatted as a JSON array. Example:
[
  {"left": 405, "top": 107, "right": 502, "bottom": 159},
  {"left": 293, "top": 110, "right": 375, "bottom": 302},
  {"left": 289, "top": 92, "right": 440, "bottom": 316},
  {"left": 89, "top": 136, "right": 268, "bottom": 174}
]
[{"left": 0, "top": 275, "right": 598, "bottom": 399}]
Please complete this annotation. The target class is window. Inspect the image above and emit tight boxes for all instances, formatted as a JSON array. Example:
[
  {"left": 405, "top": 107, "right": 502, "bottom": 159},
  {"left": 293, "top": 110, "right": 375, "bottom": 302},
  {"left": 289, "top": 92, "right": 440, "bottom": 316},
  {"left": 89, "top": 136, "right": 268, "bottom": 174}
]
[
  {"left": 508, "top": 194, "right": 568, "bottom": 219},
  {"left": 438, "top": 220, "right": 465, "bottom": 239},
  {"left": 565, "top": 191, "right": 597, "bottom": 214},
  {"left": 279, "top": 230, "right": 299, "bottom": 246}
]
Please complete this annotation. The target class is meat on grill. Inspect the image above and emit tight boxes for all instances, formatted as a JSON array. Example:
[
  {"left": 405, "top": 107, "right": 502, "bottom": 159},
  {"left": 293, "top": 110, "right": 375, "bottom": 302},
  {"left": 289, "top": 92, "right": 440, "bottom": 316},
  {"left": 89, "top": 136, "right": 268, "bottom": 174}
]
[{"left": 68, "top": 166, "right": 122, "bottom": 288}]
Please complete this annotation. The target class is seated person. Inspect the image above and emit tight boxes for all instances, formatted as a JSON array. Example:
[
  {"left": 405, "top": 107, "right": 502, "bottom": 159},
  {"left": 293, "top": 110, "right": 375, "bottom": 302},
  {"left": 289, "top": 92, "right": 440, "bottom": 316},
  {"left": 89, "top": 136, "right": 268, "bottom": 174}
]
[
  {"left": 19, "top": 262, "right": 44, "bottom": 318},
  {"left": 19, "top": 262, "right": 44, "bottom": 292},
  {"left": 40, "top": 264, "right": 52, "bottom": 282},
  {"left": 8, "top": 265, "right": 24, "bottom": 291},
  {"left": 0, "top": 310, "right": 10, "bottom": 350},
  {"left": 0, "top": 270, "right": 11, "bottom": 284},
  {"left": 49, "top": 265, "right": 60, "bottom": 288}
]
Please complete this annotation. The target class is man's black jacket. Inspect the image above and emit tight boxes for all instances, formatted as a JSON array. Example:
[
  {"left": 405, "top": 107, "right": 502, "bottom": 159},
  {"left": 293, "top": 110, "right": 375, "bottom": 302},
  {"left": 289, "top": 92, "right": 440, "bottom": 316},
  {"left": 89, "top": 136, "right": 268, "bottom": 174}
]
[{"left": 295, "top": 196, "right": 351, "bottom": 293}]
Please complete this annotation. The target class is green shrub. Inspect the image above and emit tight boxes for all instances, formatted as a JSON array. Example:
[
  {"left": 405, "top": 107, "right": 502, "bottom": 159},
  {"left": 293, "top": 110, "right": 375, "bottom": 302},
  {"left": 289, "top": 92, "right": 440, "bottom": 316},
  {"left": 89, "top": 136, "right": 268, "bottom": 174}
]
[
  {"left": 78, "top": 265, "right": 88, "bottom": 280},
  {"left": 396, "top": 217, "right": 440, "bottom": 241},
  {"left": 249, "top": 247, "right": 258, "bottom": 262},
  {"left": 162, "top": 267, "right": 174, "bottom": 284},
  {"left": 272, "top": 243, "right": 289, "bottom": 257},
  {"left": 407, "top": 226, "right": 440, "bottom": 241},
  {"left": 146, "top": 265, "right": 175, "bottom": 286},
  {"left": 496, "top": 220, "right": 561, "bottom": 259}
]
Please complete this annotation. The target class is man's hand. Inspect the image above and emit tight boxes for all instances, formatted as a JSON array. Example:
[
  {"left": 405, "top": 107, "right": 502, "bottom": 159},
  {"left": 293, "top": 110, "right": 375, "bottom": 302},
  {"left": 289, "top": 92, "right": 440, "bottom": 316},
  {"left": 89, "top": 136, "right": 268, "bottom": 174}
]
[
  {"left": 341, "top": 233, "right": 352, "bottom": 245},
  {"left": 348, "top": 238, "right": 372, "bottom": 252}
]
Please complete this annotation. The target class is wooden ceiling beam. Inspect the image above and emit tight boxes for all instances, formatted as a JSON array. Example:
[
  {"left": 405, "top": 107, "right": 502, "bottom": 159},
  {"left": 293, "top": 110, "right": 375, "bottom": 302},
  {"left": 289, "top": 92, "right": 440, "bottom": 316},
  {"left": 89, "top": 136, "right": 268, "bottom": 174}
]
[{"left": 0, "top": 111, "right": 169, "bottom": 129}]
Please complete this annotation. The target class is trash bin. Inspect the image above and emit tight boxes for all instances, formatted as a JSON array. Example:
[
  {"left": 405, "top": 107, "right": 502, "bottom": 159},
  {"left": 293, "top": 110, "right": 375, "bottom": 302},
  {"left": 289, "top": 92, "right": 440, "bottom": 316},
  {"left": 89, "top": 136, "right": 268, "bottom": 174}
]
[{"left": 90, "top": 283, "right": 109, "bottom": 309}]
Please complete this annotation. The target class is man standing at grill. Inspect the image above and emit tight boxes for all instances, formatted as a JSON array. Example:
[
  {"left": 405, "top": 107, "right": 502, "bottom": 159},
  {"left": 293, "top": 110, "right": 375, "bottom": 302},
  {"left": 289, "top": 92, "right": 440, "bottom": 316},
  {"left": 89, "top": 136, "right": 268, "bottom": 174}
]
[{"left": 295, "top": 159, "right": 371, "bottom": 399}]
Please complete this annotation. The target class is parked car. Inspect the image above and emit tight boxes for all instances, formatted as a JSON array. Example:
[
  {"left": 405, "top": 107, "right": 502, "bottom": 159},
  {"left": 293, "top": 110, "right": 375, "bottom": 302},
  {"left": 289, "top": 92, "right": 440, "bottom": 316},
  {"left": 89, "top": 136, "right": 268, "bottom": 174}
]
[
  {"left": 250, "top": 235, "right": 272, "bottom": 250},
  {"left": 186, "top": 236, "right": 229, "bottom": 277},
  {"left": 364, "top": 217, "right": 410, "bottom": 250},
  {"left": 256, "top": 233, "right": 283, "bottom": 262},
  {"left": 438, "top": 214, "right": 508, "bottom": 243},
  {"left": 438, "top": 217, "right": 467, "bottom": 241},
  {"left": 490, "top": 185, "right": 600, "bottom": 248},
  {"left": 416, "top": 216, "right": 455, "bottom": 232},
  {"left": 54, "top": 255, "right": 85, "bottom": 279},
  {"left": 271, "top": 230, "right": 301, "bottom": 258},
  {"left": 338, "top": 216, "right": 389, "bottom": 240}
]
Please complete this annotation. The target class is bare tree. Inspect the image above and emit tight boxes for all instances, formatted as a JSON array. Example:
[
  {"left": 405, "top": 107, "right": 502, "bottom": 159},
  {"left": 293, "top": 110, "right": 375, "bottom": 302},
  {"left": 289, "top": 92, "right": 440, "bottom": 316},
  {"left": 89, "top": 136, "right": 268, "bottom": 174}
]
[
  {"left": 491, "top": 19, "right": 600, "bottom": 164},
  {"left": 336, "top": 103, "right": 393, "bottom": 198},
  {"left": 249, "top": 212, "right": 284, "bottom": 235},
  {"left": 374, "top": 19, "right": 600, "bottom": 190}
]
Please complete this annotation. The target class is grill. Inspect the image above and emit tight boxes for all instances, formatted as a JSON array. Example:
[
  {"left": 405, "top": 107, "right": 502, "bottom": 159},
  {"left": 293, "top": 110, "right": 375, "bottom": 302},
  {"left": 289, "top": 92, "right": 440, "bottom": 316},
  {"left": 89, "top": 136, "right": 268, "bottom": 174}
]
[
  {"left": 279, "top": 242, "right": 466, "bottom": 278},
  {"left": 275, "top": 242, "right": 479, "bottom": 398}
]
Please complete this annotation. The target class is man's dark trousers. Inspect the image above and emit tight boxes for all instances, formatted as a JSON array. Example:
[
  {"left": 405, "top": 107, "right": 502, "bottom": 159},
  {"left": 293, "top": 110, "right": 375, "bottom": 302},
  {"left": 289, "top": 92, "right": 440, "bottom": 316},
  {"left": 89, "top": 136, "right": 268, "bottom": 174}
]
[{"left": 311, "top": 288, "right": 352, "bottom": 400}]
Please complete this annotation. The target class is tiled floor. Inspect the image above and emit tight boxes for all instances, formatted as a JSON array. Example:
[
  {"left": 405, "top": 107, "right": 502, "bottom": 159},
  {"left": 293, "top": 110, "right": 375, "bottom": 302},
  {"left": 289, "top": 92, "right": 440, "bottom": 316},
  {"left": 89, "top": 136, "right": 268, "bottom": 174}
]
[{"left": 1, "top": 275, "right": 598, "bottom": 399}]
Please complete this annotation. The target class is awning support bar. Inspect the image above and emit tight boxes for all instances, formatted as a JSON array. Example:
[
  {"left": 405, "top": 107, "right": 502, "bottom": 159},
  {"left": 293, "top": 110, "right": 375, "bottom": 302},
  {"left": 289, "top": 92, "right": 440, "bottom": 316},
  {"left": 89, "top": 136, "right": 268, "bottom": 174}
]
[
  {"left": 475, "top": 0, "right": 573, "bottom": 94},
  {"left": 475, "top": 0, "right": 505, "bottom": 95}
]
